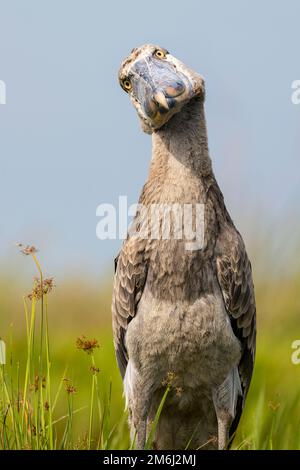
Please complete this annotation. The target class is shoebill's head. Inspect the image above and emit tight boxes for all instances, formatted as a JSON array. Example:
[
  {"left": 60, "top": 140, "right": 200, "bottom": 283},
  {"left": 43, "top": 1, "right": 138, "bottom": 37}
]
[{"left": 118, "top": 44, "right": 205, "bottom": 134}]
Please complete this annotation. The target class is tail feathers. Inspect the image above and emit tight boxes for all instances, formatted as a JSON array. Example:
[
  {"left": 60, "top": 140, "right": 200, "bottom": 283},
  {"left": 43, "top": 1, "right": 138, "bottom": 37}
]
[
  {"left": 123, "top": 360, "right": 137, "bottom": 410},
  {"left": 213, "top": 367, "right": 242, "bottom": 418}
]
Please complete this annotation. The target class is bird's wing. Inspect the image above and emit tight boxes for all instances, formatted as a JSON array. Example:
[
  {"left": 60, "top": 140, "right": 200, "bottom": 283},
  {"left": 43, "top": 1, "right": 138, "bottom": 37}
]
[
  {"left": 216, "top": 231, "right": 256, "bottom": 438},
  {"left": 112, "top": 238, "right": 148, "bottom": 379}
]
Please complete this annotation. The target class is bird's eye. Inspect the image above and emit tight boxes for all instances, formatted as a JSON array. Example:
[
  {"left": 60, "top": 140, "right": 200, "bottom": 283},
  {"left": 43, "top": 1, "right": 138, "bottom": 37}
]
[
  {"left": 122, "top": 78, "right": 132, "bottom": 92},
  {"left": 154, "top": 49, "right": 166, "bottom": 59}
]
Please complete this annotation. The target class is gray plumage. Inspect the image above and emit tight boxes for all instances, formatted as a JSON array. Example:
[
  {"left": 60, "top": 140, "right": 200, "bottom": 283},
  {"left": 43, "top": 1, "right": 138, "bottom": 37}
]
[{"left": 112, "top": 45, "right": 256, "bottom": 450}]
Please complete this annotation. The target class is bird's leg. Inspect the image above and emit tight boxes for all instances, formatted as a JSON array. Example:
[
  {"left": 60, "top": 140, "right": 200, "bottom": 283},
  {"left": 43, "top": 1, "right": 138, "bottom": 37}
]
[
  {"left": 134, "top": 402, "right": 151, "bottom": 449},
  {"left": 136, "top": 418, "right": 147, "bottom": 450},
  {"left": 212, "top": 368, "right": 241, "bottom": 450},
  {"left": 131, "top": 381, "right": 153, "bottom": 450},
  {"left": 214, "top": 410, "right": 232, "bottom": 450}
]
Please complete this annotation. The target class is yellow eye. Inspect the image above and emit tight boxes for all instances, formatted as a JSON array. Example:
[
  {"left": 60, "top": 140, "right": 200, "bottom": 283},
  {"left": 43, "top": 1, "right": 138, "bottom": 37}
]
[
  {"left": 122, "top": 78, "right": 132, "bottom": 91},
  {"left": 154, "top": 49, "right": 166, "bottom": 59}
]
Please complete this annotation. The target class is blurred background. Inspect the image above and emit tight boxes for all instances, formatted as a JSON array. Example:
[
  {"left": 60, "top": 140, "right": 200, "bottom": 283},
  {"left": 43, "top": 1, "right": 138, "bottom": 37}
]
[{"left": 0, "top": 0, "right": 300, "bottom": 449}]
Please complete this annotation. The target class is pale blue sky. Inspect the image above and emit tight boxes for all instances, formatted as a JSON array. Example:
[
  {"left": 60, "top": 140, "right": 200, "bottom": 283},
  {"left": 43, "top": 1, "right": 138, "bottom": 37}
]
[{"left": 0, "top": 0, "right": 299, "bottom": 277}]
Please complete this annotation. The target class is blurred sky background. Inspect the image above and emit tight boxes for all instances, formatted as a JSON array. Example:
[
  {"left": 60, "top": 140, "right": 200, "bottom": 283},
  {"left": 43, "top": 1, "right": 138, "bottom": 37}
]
[{"left": 0, "top": 0, "right": 299, "bottom": 280}]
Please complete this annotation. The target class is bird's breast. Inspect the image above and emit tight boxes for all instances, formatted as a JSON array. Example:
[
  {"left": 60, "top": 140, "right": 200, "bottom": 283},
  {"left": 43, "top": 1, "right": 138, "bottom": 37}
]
[{"left": 125, "top": 283, "right": 241, "bottom": 391}]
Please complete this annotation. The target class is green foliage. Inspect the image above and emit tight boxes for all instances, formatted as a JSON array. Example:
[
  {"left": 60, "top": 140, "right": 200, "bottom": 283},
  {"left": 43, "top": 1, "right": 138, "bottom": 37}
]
[{"left": 0, "top": 252, "right": 300, "bottom": 449}]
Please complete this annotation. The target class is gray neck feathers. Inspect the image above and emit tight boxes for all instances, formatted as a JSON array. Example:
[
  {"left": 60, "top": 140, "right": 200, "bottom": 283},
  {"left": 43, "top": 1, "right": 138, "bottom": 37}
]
[{"left": 151, "top": 97, "right": 212, "bottom": 178}]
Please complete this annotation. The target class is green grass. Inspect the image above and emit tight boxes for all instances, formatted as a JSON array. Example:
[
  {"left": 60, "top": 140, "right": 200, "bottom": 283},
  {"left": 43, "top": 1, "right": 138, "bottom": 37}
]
[{"left": 1, "top": 249, "right": 300, "bottom": 449}]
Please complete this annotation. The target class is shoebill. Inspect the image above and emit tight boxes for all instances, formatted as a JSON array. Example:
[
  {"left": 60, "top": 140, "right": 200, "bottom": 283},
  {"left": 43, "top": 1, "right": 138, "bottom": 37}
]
[{"left": 112, "top": 44, "right": 256, "bottom": 450}]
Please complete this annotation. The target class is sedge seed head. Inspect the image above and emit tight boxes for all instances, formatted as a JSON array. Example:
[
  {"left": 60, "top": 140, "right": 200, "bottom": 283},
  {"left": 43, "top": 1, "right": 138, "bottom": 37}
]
[
  {"left": 66, "top": 384, "right": 77, "bottom": 395},
  {"left": 76, "top": 335, "right": 99, "bottom": 355},
  {"left": 17, "top": 243, "right": 38, "bottom": 256},
  {"left": 28, "top": 277, "right": 55, "bottom": 301}
]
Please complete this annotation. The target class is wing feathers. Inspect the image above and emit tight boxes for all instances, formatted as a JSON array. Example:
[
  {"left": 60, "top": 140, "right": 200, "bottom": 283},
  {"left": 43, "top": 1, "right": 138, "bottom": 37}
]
[
  {"left": 216, "top": 233, "right": 256, "bottom": 439},
  {"left": 112, "top": 238, "right": 148, "bottom": 379}
]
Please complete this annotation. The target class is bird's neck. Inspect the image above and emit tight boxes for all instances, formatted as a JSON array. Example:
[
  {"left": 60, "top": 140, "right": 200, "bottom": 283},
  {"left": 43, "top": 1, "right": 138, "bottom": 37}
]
[{"left": 150, "top": 97, "right": 213, "bottom": 179}]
